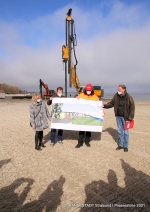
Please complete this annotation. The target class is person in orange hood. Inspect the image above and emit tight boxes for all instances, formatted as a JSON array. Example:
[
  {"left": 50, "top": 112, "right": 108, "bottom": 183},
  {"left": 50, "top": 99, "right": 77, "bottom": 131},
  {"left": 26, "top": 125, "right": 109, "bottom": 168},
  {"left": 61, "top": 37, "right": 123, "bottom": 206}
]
[{"left": 75, "top": 83, "right": 99, "bottom": 148}]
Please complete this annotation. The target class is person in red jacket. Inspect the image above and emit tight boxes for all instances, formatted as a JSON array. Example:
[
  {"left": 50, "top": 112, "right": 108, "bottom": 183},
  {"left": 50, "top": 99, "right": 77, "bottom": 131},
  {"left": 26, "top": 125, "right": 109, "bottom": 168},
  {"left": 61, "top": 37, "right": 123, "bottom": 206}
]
[{"left": 75, "top": 83, "right": 99, "bottom": 148}]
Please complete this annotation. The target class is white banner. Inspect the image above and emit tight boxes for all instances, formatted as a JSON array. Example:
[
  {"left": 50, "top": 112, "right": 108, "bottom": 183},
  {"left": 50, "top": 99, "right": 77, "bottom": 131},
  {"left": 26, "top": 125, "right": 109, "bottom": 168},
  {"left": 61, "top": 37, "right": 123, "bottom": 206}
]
[{"left": 50, "top": 98, "right": 104, "bottom": 132}]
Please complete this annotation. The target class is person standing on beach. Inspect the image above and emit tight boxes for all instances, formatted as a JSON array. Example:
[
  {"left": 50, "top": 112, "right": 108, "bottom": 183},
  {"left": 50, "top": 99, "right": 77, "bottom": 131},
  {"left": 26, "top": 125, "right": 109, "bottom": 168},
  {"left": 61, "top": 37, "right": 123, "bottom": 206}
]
[
  {"left": 75, "top": 83, "right": 99, "bottom": 148},
  {"left": 29, "top": 94, "right": 51, "bottom": 151},
  {"left": 103, "top": 84, "right": 135, "bottom": 152},
  {"left": 47, "top": 87, "right": 65, "bottom": 146}
]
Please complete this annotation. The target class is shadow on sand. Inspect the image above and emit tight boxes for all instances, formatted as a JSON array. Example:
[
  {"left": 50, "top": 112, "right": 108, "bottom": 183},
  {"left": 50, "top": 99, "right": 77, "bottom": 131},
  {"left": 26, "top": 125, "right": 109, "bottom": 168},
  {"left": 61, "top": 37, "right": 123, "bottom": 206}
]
[
  {"left": 80, "top": 159, "right": 150, "bottom": 212},
  {"left": 22, "top": 176, "right": 65, "bottom": 212},
  {"left": 0, "top": 158, "right": 12, "bottom": 169},
  {"left": 0, "top": 175, "right": 65, "bottom": 212},
  {"left": 103, "top": 127, "right": 118, "bottom": 143},
  {"left": 0, "top": 177, "right": 34, "bottom": 212},
  {"left": 43, "top": 131, "right": 50, "bottom": 144}
]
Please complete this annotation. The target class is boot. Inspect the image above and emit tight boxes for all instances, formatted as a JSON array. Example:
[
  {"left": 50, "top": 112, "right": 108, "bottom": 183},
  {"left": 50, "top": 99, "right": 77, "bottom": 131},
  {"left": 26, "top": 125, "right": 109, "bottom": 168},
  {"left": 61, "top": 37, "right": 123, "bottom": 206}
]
[
  {"left": 85, "top": 133, "right": 91, "bottom": 147},
  {"left": 75, "top": 143, "right": 83, "bottom": 148},
  {"left": 39, "top": 131, "right": 46, "bottom": 147},
  {"left": 35, "top": 136, "right": 38, "bottom": 150},
  {"left": 85, "top": 142, "right": 90, "bottom": 147},
  {"left": 40, "top": 143, "right": 46, "bottom": 148},
  {"left": 35, "top": 131, "right": 42, "bottom": 150},
  {"left": 36, "top": 146, "right": 42, "bottom": 151},
  {"left": 75, "top": 132, "right": 84, "bottom": 148}
]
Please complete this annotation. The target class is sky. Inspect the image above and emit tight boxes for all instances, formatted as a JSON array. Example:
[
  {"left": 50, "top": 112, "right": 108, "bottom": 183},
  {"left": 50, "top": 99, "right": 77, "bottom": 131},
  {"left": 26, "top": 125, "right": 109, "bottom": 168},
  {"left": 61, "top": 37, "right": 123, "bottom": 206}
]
[{"left": 0, "top": 0, "right": 150, "bottom": 94}]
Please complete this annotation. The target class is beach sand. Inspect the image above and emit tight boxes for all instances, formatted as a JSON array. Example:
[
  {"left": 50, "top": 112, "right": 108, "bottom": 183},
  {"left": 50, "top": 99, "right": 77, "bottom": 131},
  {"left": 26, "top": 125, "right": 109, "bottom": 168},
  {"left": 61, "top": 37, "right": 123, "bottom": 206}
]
[{"left": 0, "top": 99, "right": 150, "bottom": 212}]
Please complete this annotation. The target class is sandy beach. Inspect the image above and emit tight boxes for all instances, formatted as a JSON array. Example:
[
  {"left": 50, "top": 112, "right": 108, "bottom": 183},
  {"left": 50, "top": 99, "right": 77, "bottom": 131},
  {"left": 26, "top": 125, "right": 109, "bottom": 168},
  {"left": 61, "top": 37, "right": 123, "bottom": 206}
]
[{"left": 0, "top": 99, "right": 150, "bottom": 212}]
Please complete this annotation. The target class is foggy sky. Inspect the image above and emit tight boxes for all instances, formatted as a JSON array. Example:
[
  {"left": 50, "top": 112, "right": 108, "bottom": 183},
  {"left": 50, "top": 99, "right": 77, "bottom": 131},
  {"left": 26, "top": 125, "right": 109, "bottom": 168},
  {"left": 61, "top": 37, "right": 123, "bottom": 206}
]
[{"left": 0, "top": 1, "right": 150, "bottom": 93}]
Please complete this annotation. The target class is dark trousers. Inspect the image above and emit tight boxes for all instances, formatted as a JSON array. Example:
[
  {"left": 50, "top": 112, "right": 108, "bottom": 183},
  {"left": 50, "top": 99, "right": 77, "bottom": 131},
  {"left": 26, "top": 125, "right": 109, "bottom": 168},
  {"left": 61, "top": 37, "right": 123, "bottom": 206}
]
[
  {"left": 35, "top": 131, "right": 43, "bottom": 148},
  {"left": 50, "top": 129, "right": 63, "bottom": 143},
  {"left": 78, "top": 131, "right": 91, "bottom": 145}
]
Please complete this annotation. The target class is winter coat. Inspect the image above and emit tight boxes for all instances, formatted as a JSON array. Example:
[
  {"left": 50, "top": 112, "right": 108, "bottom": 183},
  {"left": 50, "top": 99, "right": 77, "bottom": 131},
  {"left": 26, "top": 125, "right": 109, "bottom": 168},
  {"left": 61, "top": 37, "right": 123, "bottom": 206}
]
[
  {"left": 104, "top": 93, "right": 135, "bottom": 121},
  {"left": 29, "top": 101, "right": 51, "bottom": 131}
]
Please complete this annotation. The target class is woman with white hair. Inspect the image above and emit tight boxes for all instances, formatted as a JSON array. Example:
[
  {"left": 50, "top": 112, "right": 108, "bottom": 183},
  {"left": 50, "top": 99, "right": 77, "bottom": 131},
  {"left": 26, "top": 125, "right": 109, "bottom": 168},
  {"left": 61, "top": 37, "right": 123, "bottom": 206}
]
[{"left": 29, "top": 94, "right": 51, "bottom": 150}]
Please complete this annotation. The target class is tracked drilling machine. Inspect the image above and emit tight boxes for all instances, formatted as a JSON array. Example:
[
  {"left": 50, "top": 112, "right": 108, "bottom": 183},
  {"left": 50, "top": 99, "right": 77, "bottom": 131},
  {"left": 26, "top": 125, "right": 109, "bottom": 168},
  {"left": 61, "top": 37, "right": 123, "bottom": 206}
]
[
  {"left": 62, "top": 9, "right": 104, "bottom": 99},
  {"left": 62, "top": 8, "right": 80, "bottom": 97}
]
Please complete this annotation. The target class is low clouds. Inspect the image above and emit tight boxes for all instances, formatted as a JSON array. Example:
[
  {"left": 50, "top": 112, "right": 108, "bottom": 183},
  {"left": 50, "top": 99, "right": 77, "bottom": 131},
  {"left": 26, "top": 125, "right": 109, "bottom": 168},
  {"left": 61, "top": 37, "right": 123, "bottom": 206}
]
[
  {"left": 0, "top": 1, "right": 150, "bottom": 93},
  {"left": 77, "top": 26, "right": 150, "bottom": 91}
]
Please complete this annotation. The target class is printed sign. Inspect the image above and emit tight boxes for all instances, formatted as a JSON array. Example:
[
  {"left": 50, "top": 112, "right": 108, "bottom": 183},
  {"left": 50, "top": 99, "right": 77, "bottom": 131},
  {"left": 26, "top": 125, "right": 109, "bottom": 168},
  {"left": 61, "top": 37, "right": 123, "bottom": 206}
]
[{"left": 50, "top": 98, "right": 104, "bottom": 132}]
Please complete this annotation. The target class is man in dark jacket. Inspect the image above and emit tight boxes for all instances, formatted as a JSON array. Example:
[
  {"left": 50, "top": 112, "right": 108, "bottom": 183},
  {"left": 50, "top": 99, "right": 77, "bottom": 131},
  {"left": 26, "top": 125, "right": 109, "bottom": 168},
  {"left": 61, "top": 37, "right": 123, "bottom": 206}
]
[
  {"left": 103, "top": 84, "right": 135, "bottom": 152},
  {"left": 47, "top": 87, "right": 65, "bottom": 146}
]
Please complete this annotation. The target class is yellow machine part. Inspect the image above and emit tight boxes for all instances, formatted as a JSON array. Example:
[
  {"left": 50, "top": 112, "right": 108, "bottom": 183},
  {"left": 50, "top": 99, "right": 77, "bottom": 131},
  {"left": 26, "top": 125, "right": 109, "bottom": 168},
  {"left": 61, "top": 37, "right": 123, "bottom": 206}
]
[
  {"left": 70, "top": 64, "right": 80, "bottom": 90},
  {"left": 94, "top": 89, "right": 101, "bottom": 97},
  {"left": 66, "top": 16, "right": 73, "bottom": 21},
  {"left": 62, "top": 45, "right": 69, "bottom": 60}
]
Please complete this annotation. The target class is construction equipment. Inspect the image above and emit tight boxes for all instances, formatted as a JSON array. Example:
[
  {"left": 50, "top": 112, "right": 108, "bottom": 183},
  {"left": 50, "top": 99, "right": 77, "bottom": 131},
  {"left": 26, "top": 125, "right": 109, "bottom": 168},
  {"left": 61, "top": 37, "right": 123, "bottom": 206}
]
[
  {"left": 62, "top": 9, "right": 104, "bottom": 99},
  {"left": 39, "top": 79, "right": 56, "bottom": 98},
  {"left": 62, "top": 8, "right": 80, "bottom": 96}
]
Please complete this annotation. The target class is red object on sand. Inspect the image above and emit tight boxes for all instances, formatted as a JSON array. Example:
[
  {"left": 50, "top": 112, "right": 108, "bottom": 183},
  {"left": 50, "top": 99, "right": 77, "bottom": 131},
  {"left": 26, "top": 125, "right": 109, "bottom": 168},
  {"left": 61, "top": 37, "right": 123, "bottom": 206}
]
[{"left": 125, "top": 120, "right": 134, "bottom": 130}]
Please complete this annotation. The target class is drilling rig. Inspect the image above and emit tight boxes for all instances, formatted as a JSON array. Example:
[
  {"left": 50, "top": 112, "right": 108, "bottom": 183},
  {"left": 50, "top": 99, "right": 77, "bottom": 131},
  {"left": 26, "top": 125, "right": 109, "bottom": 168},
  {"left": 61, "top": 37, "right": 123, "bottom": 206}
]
[
  {"left": 62, "top": 8, "right": 80, "bottom": 97},
  {"left": 62, "top": 8, "right": 104, "bottom": 99}
]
